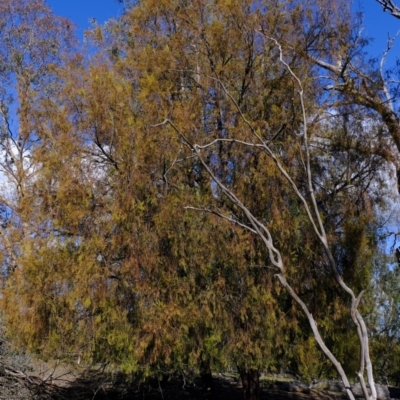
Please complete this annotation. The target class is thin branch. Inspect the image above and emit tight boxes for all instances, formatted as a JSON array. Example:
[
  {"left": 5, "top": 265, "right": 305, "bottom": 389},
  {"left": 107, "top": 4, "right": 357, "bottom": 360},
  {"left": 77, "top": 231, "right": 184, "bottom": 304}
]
[
  {"left": 263, "top": 38, "right": 378, "bottom": 400},
  {"left": 205, "top": 73, "right": 326, "bottom": 243},
  {"left": 380, "top": 30, "right": 400, "bottom": 112},
  {"left": 276, "top": 273, "right": 356, "bottom": 400},
  {"left": 184, "top": 206, "right": 258, "bottom": 234},
  {"left": 152, "top": 119, "right": 284, "bottom": 270}
]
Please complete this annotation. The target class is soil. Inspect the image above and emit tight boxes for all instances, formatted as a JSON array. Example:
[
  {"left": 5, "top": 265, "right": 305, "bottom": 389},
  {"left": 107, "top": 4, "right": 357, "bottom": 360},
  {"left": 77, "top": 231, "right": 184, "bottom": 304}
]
[
  {"left": 0, "top": 350, "right": 399, "bottom": 400},
  {"left": 1, "top": 368, "right": 397, "bottom": 400},
  {"left": 0, "top": 371, "right": 341, "bottom": 400}
]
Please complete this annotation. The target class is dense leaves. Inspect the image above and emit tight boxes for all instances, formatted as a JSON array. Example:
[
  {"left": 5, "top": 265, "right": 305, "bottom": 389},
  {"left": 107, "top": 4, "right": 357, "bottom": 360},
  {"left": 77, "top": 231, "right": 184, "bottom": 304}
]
[{"left": 0, "top": 1, "right": 399, "bottom": 400}]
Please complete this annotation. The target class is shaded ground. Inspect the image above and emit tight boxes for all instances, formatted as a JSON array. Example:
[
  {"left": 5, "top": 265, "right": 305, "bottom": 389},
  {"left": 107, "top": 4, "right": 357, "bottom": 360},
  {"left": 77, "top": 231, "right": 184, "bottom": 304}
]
[
  {"left": 53, "top": 378, "right": 400, "bottom": 400},
  {"left": 0, "top": 356, "right": 399, "bottom": 400},
  {"left": 0, "top": 369, "right": 382, "bottom": 400},
  {"left": 389, "top": 387, "right": 400, "bottom": 400}
]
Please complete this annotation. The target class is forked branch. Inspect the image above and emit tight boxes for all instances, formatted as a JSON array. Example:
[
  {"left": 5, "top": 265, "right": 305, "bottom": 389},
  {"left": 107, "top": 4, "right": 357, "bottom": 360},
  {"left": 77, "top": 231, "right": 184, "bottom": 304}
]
[{"left": 376, "top": 0, "right": 400, "bottom": 18}]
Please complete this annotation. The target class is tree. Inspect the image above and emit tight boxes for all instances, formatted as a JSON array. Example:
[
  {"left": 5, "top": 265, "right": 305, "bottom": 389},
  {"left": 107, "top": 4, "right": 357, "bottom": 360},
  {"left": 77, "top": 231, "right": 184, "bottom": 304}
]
[
  {"left": 0, "top": 0, "right": 75, "bottom": 279},
  {"left": 0, "top": 2, "right": 393, "bottom": 400},
  {"left": 120, "top": 0, "right": 384, "bottom": 399},
  {"left": 304, "top": 0, "right": 400, "bottom": 384},
  {"left": 0, "top": 3, "right": 309, "bottom": 399},
  {"left": 370, "top": 254, "right": 400, "bottom": 386}
]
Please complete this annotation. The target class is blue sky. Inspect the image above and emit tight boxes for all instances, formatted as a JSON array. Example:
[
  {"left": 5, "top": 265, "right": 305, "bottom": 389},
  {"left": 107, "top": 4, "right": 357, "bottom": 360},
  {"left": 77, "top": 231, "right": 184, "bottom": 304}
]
[
  {"left": 46, "top": 0, "right": 123, "bottom": 38},
  {"left": 358, "top": 1, "right": 400, "bottom": 63}
]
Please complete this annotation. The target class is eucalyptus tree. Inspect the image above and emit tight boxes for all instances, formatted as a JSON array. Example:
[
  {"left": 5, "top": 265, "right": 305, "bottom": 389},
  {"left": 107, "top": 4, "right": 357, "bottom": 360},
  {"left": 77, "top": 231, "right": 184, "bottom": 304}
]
[{"left": 304, "top": 0, "right": 400, "bottom": 383}]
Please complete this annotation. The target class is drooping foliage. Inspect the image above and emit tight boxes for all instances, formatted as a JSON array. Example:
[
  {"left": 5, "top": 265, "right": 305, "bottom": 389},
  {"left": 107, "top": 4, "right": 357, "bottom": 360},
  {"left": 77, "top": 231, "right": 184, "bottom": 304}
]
[{"left": 0, "top": 1, "right": 398, "bottom": 400}]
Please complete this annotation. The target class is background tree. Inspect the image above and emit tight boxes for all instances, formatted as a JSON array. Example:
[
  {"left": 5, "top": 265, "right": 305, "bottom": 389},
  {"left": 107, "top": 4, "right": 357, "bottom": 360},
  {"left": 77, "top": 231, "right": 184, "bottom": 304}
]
[
  {"left": 0, "top": 0, "right": 74, "bottom": 282},
  {"left": 302, "top": 0, "right": 400, "bottom": 384}
]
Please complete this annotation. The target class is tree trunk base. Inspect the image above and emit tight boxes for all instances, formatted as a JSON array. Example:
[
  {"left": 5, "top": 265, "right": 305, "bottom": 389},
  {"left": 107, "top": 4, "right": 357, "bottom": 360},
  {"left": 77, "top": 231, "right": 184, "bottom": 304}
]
[
  {"left": 238, "top": 367, "right": 260, "bottom": 400},
  {"left": 200, "top": 360, "right": 214, "bottom": 399}
]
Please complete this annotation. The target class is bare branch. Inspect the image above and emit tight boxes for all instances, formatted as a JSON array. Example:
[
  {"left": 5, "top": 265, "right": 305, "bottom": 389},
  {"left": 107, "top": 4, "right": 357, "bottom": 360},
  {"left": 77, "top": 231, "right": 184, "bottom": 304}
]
[
  {"left": 152, "top": 119, "right": 284, "bottom": 271},
  {"left": 206, "top": 73, "right": 327, "bottom": 243},
  {"left": 276, "top": 273, "right": 356, "bottom": 400},
  {"left": 376, "top": 0, "right": 400, "bottom": 19},
  {"left": 380, "top": 31, "right": 400, "bottom": 111},
  {"left": 184, "top": 206, "right": 258, "bottom": 235},
  {"left": 308, "top": 31, "right": 400, "bottom": 176},
  {"left": 265, "top": 35, "right": 329, "bottom": 243}
]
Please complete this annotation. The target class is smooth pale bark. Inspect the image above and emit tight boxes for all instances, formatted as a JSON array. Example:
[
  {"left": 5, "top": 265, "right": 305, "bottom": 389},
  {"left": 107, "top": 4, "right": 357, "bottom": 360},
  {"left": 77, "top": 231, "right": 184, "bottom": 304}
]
[{"left": 375, "top": 0, "right": 400, "bottom": 18}]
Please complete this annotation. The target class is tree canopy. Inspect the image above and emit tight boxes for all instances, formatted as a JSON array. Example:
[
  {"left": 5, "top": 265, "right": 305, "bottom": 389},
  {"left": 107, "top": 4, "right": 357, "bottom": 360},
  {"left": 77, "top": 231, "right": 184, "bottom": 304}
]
[{"left": 0, "top": 1, "right": 399, "bottom": 400}]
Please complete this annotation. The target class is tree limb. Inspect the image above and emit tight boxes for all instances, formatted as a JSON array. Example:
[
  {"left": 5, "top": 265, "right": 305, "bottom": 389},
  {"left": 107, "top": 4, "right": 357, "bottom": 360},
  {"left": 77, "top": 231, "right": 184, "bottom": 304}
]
[{"left": 376, "top": 0, "right": 400, "bottom": 18}]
